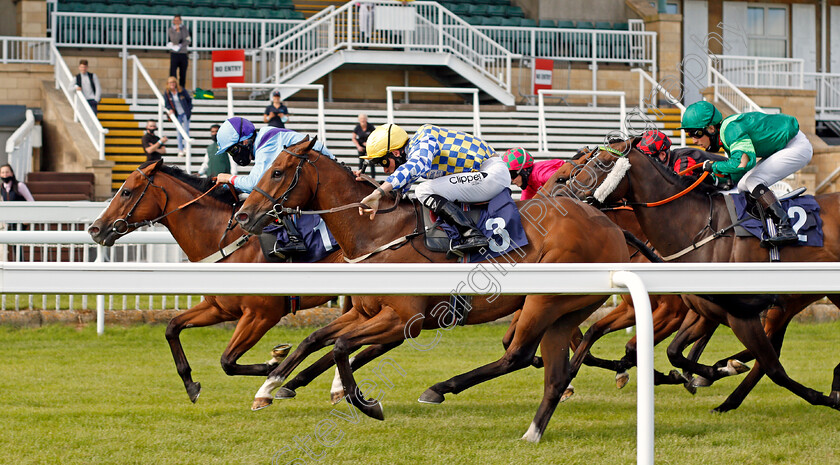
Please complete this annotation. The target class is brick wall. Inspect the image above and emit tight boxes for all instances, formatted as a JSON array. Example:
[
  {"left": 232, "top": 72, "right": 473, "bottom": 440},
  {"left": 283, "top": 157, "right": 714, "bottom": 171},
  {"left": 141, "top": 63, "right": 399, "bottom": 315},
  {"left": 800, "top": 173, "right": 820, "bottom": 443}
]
[{"left": 0, "top": 63, "right": 53, "bottom": 105}]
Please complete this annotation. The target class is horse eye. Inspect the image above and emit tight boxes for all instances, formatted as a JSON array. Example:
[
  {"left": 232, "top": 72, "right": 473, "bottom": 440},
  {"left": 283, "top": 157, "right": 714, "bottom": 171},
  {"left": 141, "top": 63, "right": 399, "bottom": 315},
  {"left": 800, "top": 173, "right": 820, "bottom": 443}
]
[
  {"left": 272, "top": 170, "right": 282, "bottom": 178},
  {"left": 121, "top": 189, "right": 131, "bottom": 197}
]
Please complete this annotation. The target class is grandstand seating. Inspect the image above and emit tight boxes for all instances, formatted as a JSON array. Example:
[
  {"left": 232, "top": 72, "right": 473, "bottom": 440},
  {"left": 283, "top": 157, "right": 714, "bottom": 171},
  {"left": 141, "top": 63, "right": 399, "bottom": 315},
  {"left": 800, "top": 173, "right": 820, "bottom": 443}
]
[
  {"left": 25, "top": 172, "right": 95, "bottom": 201},
  {"left": 100, "top": 97, "right": 677, "bottom": 192},
  {"left": 56, "top": 0, "right": 305, "bottom": 19}
]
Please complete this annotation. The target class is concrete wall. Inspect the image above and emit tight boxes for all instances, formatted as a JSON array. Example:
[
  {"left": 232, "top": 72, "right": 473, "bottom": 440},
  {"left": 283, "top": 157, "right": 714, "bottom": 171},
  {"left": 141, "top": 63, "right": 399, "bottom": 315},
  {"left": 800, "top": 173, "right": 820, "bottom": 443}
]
[
  {"left": 0, "top": 0, "right": 16, "bottom": 36},
  {"left": 0, "top": 62, "right": 52, "bottom": 105},
  {"left": 16, "top": 0, "right": 46, "bottom": 37}
]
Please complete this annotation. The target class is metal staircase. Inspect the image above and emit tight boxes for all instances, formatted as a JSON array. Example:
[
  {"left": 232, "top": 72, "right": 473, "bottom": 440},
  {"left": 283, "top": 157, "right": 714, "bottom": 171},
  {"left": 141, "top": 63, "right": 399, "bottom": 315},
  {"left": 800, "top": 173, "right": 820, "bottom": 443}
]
[{"left": 257, "top": 0, "right": 515, "bottom": 105}]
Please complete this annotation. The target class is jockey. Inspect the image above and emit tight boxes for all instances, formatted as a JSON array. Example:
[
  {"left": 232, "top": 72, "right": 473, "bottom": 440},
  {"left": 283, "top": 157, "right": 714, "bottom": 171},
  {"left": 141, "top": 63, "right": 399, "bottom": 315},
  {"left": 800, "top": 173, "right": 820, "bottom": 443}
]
[
  {"left": 501, "top": 147, "right": 566, "bottom": 200},
  {"left": 679, "top": 101, "right": 812, "bottom": 246},
  {"left": 358, "top": 123, "right": 510, "bottom": 253},
  {"left": 215, "top": 116, "right": 335, "bottom": 255}
]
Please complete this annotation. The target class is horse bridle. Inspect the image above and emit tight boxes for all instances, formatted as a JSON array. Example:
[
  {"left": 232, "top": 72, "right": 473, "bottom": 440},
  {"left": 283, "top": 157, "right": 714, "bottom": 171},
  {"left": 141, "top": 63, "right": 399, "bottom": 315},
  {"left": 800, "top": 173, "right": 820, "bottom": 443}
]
[{"left": 111, "top": 168, "right": 170, "bottom": 235}]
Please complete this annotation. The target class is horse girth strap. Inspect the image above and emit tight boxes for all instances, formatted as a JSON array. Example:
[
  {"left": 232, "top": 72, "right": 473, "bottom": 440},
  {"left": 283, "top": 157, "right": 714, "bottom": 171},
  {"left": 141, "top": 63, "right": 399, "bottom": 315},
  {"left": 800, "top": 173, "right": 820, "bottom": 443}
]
[
  {"left": 659, "top": 217, "right": 748, "bottom": 261},
  {"left": 198, "top": 234, "right": 252, "bottom": 263},
  {"left": 343, "top": 234, "right": 416, "bottom": 263}
]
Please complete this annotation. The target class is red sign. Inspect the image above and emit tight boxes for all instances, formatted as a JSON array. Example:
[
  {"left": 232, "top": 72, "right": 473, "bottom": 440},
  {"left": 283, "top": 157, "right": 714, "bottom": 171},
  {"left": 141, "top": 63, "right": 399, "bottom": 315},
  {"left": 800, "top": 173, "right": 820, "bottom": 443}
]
[
  {"left": 532, "top": 58, "right": 553, "bottom": 94},
  {"left": 211, "top": 49, "right": 245, "bottom": 89}
]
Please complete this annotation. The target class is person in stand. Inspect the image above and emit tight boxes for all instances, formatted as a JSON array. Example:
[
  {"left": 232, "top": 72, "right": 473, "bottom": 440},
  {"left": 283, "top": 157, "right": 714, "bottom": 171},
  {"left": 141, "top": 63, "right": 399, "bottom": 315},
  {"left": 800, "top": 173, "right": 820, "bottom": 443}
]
[
  {"left": 1, "top": 164, "right": 34, "bottom": 202},
  {"left": 214, "top": 117, "right": 334, "bottom": 256},
  {"left": 164, "top": 76, "right": 192, "bottom": 157},
  {"left": 141, "top": 120, "right": 168, "bottom": 161},
  {"left": 167, "top": 14, "right": 191, "bottom": 89},
  {"left": 198, "top": 124, "right": 230, "bottom": 178},
  {"left": 679, "top": 101, "right": 813, "bottom": 245},
  {"left": 501, "top": 147, "right": 566, "bottom": 201},
  {"left": 352, "top": 113, "right": 375, "bottom": 177},
  {"left": 74, "top": 59, "right": 101, "bottom": 115},
  {"left": 358, "top": 123, "right": 510, "bottom": 253},
  {"left": 264, "top": 91, "right": 289, "bottom": 129}
]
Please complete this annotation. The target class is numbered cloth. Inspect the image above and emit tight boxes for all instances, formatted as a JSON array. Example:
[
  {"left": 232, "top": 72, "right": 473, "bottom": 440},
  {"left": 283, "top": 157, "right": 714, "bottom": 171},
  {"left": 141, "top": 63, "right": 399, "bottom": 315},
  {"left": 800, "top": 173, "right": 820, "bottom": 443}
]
[
  {"left": 435, "top": 188, "right": 529, "bottom": 262},
  {"left": 732, "top": 193, "right": 823, "bottom": 247},
  {"left": 263, "top": 214, "right": 338, "bottom": 262}
]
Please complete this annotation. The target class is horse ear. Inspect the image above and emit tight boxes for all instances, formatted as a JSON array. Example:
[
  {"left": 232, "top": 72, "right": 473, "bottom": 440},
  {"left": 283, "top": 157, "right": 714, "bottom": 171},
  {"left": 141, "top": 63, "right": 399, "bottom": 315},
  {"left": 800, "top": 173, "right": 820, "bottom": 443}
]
[
  {"left": 139, "top": 158, "right": 163, "bottom": 173},
  {"left": 306, "top": 135, "right": 318, "bottom": 152}
]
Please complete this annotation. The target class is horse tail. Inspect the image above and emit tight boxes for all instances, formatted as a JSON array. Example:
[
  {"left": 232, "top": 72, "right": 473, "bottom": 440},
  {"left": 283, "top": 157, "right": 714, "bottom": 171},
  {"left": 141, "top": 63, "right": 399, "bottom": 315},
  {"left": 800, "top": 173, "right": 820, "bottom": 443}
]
[{"left": 622, "top": 230, "right": 663, "bottom": 263}]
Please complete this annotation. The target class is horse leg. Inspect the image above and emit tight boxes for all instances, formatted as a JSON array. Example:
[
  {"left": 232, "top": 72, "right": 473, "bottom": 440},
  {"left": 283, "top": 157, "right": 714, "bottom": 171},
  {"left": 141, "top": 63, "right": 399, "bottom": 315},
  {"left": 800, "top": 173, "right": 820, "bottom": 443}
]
[
  {"left": 725, "top": 314, "right": 839, "bottom": 409},
  {"left": 331, "top": 306, "right": 407, "bottom": 420},
  {"left": 220, "top": 304, "right": 284, "bottom": 377},
  {"left": 251, "top": 308, "right": 366, "bottom": 411},
  {"left": 164, "top": 299, "right": 232, "bottom": 403},
  {"left": 665, "top": 313, "right": 724, "bottom": 382},
  {"left": 522, "top": 316, "right": 578, "bottom": 443},
  {"left": 571, "top": 298, "right": 636, "bottom": 377},
  {"left": 503, "top": 310, "right": 544, "bottom": 368},
  {"left": 278, "top": 341, "right": 403, "bottom": 403},
  {"left": 420, "top": 296, "right": 601, "bottom": 404}
]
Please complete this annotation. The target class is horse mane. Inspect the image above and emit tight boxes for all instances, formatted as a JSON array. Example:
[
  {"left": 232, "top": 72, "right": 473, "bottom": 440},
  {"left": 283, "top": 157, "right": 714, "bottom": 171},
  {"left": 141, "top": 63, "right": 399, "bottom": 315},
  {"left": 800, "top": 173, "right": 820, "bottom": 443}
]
[
  {"left": 143, "top": 161, "right": 237, "bottom": 203},
  {"left": 635, "top": 148, "right": 721, "bottom": 197}
]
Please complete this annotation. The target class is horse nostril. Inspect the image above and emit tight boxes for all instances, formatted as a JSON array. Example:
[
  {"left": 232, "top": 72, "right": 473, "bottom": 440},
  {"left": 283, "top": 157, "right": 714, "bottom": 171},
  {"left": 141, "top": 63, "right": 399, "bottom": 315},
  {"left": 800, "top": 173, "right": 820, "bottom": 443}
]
[
  {"left": 235, "top": 212, "right": 250, "bottom": 224},
  {"left": 88, "top": 226, "right": 100, "bottom": 235}
]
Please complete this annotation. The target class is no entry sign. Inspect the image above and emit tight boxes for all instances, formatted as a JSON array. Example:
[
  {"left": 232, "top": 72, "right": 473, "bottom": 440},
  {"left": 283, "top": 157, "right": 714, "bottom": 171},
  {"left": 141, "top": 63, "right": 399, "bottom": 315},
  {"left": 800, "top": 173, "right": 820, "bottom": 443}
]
[
  {"left": 212, "top": 49, "right": 245, "bottom": 89},
  {"left": 532, "top": 58, "right": 553, "bottom": 94}
]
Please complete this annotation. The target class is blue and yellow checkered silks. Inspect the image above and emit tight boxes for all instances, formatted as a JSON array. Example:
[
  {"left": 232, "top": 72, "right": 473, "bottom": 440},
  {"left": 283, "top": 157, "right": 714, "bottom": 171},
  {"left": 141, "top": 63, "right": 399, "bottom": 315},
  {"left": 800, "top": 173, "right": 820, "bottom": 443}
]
[{"left": 385, "top": 124, "right": 496, "bottom": 191}]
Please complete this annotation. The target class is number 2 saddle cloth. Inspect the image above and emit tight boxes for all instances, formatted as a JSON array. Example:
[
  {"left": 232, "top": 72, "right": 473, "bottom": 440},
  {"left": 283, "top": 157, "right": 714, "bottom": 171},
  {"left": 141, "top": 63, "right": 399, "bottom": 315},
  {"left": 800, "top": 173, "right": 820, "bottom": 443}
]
[
  {"left": 724, "top": 188, "right": 823, "bottom": 247},
  {"left": 421, "top": 188, "right": 529, "bottom": 263}
]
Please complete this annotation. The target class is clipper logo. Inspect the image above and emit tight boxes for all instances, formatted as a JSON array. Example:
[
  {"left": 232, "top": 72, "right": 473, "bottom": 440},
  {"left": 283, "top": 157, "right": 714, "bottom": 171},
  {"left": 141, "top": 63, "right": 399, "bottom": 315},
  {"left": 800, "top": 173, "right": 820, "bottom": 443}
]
[{"left": 449, "top": 173, "right": 486, "bottom": 184}]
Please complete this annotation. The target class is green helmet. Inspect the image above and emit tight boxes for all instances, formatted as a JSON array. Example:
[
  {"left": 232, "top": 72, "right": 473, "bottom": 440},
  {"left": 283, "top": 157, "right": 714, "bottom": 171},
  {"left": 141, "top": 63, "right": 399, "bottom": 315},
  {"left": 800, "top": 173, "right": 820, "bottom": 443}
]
[{"left": 679, "top": 101, "right": 723, "bottom": 130}]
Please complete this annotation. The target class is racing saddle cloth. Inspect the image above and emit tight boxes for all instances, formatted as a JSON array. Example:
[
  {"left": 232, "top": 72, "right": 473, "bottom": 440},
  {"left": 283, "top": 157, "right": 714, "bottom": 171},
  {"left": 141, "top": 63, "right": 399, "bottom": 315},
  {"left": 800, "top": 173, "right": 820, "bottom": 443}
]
[
  {"left": 722, "top": 187, "right": 823, "bottom": 247},
  {"left": 259, "top": 214, "right": 338, "bottom": 262}
]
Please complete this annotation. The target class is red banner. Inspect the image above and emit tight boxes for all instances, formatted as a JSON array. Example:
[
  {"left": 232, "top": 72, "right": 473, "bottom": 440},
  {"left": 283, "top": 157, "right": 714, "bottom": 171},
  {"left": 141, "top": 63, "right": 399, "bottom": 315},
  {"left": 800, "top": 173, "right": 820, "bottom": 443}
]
[
  {"left": 211, "top": 49, "right": 245, "bottom": 89},
  {"left": 532, "top": 58, "right": 553, "bottom": 94}
]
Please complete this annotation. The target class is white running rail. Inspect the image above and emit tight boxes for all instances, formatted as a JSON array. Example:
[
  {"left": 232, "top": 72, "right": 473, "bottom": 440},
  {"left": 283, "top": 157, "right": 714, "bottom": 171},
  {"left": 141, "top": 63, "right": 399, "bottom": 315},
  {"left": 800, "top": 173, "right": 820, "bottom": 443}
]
[
  {"left": 5, "top": 110, "right": 36, "bottom": 182},
  {"left": 707, "top": 58, "right": 764, "bottom": 115},
  {"left": 710, "top": 55, "right": 804, "bottom": 90},
  {"left": 129, "top": 55, "right": 194, "bottom": 171},
  {"left": 633, "top": 68, "right": 686, "bottom": 147},
  {"left": 537, "top": 89, "right": 626, "bottom": 153},
  {"left": 386, "top": 86, "right": 481, "bottom": 137},
  {"left": 0, "top": 36, "right": 52, "bottom": 64},
  {"left": 265, "top": 0, "right": 513, "bottom": 93},
  {"left": 52, "top": 43, "right": 108, "bottom": 160}
]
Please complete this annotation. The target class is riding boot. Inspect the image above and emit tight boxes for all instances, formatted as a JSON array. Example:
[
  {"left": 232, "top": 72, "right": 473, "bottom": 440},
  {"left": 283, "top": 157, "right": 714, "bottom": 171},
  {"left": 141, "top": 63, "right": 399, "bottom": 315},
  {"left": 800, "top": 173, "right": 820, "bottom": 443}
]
[
  {"left": 423, "top": 194, "right": 489, "bottom": 253},
  {"left": 751, "top": 184, "right": 798, "bottom": 247},
  {"left": 275, "top": 216, "right": 307, "bottom": 255}
]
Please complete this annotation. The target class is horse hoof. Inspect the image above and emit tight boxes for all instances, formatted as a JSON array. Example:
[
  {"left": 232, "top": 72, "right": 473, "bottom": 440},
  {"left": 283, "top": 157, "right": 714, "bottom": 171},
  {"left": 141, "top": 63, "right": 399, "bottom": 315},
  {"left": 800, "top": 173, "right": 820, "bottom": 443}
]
[
  {"left": 186, "top": 382, "right": 201, "bottom": 403},
  {"left": 330, "top": 389, "right": 346, "bottom": 405},
  {"left": 365, "top": 401, "right": 385, "bottom": 421},
  {"left": 418, "top": 389, "right": 445, "bottom": 404},
  {"left": 829, "top": 391, "right": 840, "bottom": 409},
  {"left": 683, "top": 378, "right": 697, "bottom": 395},
  {"left": 272, "top": 343, "right": 292, "bottom": 361},
  {"left": 615, "top": 372, "right": 630, "bottom": 389},
  {"left": 718, "top": 359, "right": 750, "bottom": 376},
  {"left": 531, "top": 356, "right": 544, "bottom": 369},
  {"left": 691, "top": 376, "right": 712, "bottom": 388},
  {"left": 251, "top": 397, "right": 273, "bottom": 411},
  {"left": 274, "top": 387, "right": 296, "bottom": 400},
  {"left": 560, "top": 385, "right": 575, "bottom": 402},
  {"left": 668, "top": 369, "right": 689, "bottom": 384}
]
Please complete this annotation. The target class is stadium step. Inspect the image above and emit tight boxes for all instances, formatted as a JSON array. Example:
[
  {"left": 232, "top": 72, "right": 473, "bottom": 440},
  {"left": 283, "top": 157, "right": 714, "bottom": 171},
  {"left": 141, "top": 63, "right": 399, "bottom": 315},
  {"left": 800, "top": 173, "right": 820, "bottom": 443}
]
[{"left": 98, "top": 97, "right": 148, "bottom": 188}]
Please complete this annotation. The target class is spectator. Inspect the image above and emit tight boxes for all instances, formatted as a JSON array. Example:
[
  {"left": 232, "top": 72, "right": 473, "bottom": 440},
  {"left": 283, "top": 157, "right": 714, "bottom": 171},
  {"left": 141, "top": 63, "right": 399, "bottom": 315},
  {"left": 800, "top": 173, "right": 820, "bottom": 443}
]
[
  {"left": 352, "top": 113, "right": 375, "bottom": 176},
  {"left": 264, "top": 90, "right": 289, "bottom": 128},
  {"left": 198, "top": 124, "right": 230, "bottom": 178},
  {"left": 74, "top": 59, "right": 101, "bottom": 115},
  {"left": 0, "top": 164, "right": 34, "bottom": 202},
  {"left": 167, "top": 14, "right": 191, "bottom": 89},
  {"left": 164, "top": 76, "right": 192, "bottom": 157},
  {"left": 141, "top": 120, "right": 168, "bottom": 162}
]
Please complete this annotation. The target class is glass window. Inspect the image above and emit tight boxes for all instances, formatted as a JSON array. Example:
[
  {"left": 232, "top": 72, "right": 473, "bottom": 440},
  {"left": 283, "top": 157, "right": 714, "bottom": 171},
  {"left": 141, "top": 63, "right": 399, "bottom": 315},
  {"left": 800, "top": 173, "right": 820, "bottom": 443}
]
[
  {"left": 748, "top": 8, "right": 764, "bottom": 35},
  {"left": 747, "top": 5, "right": 788, "bottom": 58}
]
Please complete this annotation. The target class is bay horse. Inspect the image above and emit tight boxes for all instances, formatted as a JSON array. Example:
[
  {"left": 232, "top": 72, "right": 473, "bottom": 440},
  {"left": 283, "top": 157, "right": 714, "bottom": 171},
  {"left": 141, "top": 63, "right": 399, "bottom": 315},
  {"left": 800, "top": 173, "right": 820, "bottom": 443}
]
[
  {"left": 233, "top": 137, "right": 641, "bottom": 442},
  {"left": 88, "top": 160, "right": 349, "bottom": 403},
  {"left": 563, "top": 140, "right": 840, "bottom": 412}
]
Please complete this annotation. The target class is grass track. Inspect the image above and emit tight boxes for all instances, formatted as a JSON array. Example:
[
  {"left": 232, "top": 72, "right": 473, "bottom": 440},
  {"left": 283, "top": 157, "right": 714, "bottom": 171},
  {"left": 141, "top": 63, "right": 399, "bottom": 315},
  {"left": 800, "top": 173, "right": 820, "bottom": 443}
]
[{"left": 1, "top": 322, "right": 840, "bottom": 464}]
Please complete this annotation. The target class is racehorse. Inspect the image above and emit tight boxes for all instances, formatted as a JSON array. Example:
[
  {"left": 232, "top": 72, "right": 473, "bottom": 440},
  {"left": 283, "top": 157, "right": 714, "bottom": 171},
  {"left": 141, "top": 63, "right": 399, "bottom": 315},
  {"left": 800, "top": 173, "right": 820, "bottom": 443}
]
[
  {"left": 88, "top": 160, "right": 345, "bottom": 403},
  {"left": 231, "top": 137, "right": 647, "bottom": 443},
  {"left": 562, "top": 140, "right": 840, "bottom": 412}
]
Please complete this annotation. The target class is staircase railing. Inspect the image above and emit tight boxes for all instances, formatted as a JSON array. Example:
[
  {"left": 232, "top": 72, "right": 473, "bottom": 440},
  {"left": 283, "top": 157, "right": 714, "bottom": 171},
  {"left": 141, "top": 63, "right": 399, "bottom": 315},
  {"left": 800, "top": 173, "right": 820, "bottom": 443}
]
[
  {"left": 52, "top": 43, "right": 108, "bottom": 161},
  {"left": 129, "top": 55, "right": 195, "bottom": 172},
  {"left": 709, "top": 55, "right": 804, "bottom": 90},
  {"left": 263, "top": 0, "right": 513, "bottom": 94},
  {"left": 5, "top": 109, "right": 36, "bottom": 182},
  {"left": 804, "top": 72, "right": 840, "bottom": 119},
  {"left": 632, "top": 68, "right": 686, "bottom": 147},
  {"left": 707, "top": 57, "right": 764, "bottom": 115}
]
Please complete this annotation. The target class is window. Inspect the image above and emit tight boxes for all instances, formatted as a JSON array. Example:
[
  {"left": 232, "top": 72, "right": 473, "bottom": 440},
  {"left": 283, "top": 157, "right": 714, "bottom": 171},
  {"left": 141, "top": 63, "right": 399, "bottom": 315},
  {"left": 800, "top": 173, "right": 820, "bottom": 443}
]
[{"left": 746, "top": 5, "right": 788, "bottom": 57}]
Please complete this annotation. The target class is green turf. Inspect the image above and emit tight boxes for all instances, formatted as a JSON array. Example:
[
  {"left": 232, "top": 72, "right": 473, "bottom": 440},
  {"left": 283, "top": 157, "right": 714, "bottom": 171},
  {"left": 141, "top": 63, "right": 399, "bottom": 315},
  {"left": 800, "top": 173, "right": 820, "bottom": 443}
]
[{"left": 1, "top": 322, "right": 839, "bottom": 464}]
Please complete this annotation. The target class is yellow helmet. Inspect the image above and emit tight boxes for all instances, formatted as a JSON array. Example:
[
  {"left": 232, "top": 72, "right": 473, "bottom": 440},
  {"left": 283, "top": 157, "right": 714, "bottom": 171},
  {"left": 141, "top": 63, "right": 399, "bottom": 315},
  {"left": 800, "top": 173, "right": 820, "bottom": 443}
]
[{"left": 361, "top": 124, "right": 409, "bottom": 159}]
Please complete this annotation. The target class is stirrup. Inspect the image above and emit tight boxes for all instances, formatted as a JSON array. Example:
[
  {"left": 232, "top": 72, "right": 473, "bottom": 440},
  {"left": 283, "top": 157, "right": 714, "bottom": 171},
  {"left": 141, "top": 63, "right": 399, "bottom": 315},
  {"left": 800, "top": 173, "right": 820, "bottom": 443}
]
[
  {"left": 274, "top": 238, "right": 307, "bottom": 255},
  {"left": 451, "top": 234, "right": 489, "bottom": 253}
]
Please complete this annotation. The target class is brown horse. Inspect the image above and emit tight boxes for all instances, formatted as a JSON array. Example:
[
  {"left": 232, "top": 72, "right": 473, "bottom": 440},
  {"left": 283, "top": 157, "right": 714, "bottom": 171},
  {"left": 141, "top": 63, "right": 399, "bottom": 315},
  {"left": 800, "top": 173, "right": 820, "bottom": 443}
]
[
  {"left": 233, "top": 137, "right": 637, "bottom": 442},
  {"left": 563, "top": 140, "right": 840, "bottom": 412},
  {"left": 87, "top": 160, "right": 344, "bottom": 403}
]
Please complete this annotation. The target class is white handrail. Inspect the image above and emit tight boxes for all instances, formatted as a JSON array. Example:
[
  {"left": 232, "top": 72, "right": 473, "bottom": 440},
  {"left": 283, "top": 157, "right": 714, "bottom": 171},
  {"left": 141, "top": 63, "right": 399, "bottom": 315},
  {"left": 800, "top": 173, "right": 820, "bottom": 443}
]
[
  {"left": 129, "top": 55, "right": 194, "bottom": 172},
  {"left": 386, "top": 86, "right": 481, "bottom": 137},
  {"left": 5, "top": 109, "right": 35, "bottom": 181},
  {"left": 226, "top": 83, "right": 326, "bottom": 144},
  {"left": 710, "top": 54, "right": 804, "bottom": 90},
  {"left": 632, "top": 68, "right": 686, "bottom": 147},
  {"left": 537, "top": 89, "right": 626, "bottom": 153},
  {"left": 707, "top": 58, "right": 764, "bottom": 114},
  {"left": 51, "top": 43, "right": 108, "bottom": 160},
  {"left": 0, "top": 36, "right": 52, "bottom": 64}
]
